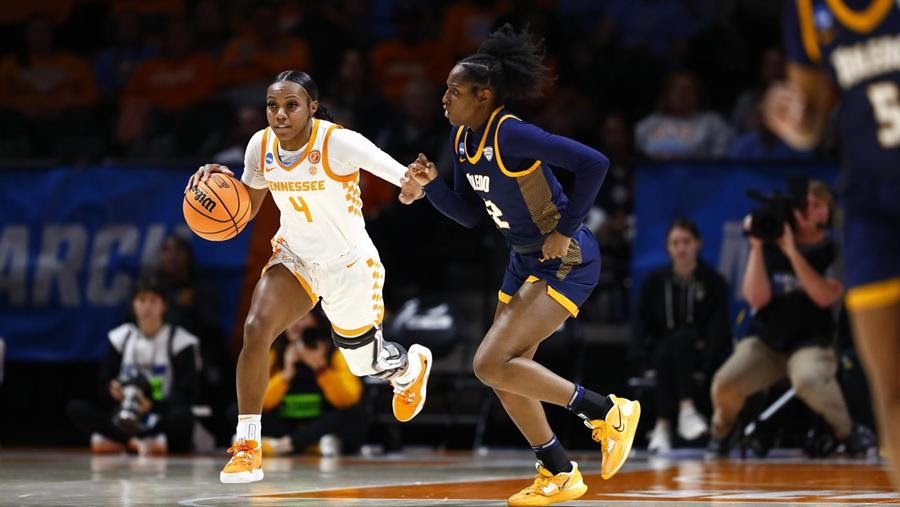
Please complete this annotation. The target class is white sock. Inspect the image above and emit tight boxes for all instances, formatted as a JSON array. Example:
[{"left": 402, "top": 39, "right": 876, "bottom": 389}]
[
  {"left": 236, "top": 414, "right": 261, "bottom": 444},
  {"left": 392, "top": 351, "right": 421, "bottom": 386}
]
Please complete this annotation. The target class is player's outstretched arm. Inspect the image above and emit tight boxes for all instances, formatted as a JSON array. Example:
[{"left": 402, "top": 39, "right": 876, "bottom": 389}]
[{"left": 407, "top": 153, "right": 483, "bottom": 228}]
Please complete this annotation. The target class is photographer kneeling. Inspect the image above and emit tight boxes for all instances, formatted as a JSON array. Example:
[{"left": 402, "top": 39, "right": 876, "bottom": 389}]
[
  {"left": 709, "top": 180, "right": 874, "bottom": 456},
  {"left": 67, "top": 276, "right": 199, "bottom": 455}
]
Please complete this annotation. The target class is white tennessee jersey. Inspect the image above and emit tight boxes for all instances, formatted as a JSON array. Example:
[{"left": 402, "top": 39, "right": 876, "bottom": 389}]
[{"left": 241, "top": 119, "right": 406, "bottom": 264}]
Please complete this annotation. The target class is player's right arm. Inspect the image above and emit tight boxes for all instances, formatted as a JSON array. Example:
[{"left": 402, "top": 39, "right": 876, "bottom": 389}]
[
  {"left": 407, "top": 153, "right": 483, "bottom": 228},
  {"left": 184, "top": 129, "right": 270, "bottom": 221},
  {"left": 763, "top": 0, "right": 837, "bottom": 149}
]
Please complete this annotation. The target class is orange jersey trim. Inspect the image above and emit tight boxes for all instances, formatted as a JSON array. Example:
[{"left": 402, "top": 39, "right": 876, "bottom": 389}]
[
  {"left": 796, "top": 0, "right": 823, "bottom": 63},
  {"left": 322, "top": 124, "right": 359, "bottom": 182},
  {"left": 846, "top": 277, "right": 900, "bottom": 311},
  {"left": 260, "top": 128, "right": 270, "bottom": 174},
  {"left": 825, "top": 0, "right": 892, "bottom": 33},
  {"left": 274, "top": 119, "right": 320, "bottom": 171}
]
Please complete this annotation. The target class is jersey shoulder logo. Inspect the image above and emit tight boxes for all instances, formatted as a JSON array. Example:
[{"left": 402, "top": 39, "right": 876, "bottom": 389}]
[
  {"left": 484, "top": 146, "right": 494, "bottom": 161},
  {"left": 265, "top": 152, "right": 274, "bottom": 164},
  {"left": 309, "top": 149, "right": 321, "bottom": 164}
]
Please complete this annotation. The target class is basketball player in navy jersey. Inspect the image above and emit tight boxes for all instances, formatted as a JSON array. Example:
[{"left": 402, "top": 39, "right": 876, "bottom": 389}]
[
  {"left": 404, "top": 25, "right": 640, "bottom": 506},
  {"left": 769, "top": 0, "right": 900, "bottom": 488}
]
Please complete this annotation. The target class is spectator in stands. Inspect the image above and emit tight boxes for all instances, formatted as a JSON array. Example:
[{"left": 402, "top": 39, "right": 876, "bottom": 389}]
[
  {"left": 631, "top": 218, "right": 732, "bottom": 452},
  {"left": 372, "top": 78, "right": 447, "bottom": 218},
  {"left": 255, "top": 309, "right": 367, "bottom": 457},
  {"left": 219, "top": 2, "right": 311, "bottom": 106},
  {"left": 635, "top": 70, "right": 733, "bottom": 159},
  {"left": 369, "top": 3, "right": 451, "bottom": 105},
  {"left": 709, "top": 181, "right": 875, "bottom": 457},
  {"left": 192, "top": 0, "right": 231, "bottom": 56},
  {"left": 213, "top": 105, "right": 267, "bottom": 167},
  {"left": 92, "top": 11, "right": 156, "bottom": 102},
  {"left": 731, "top": 48, "right": 786, "bottom": 134},
  {"left": 116, "top": 18, "right": 224, "bottom": 157},
  {"left": 0, "top": 14, "right": 100, "bottom": 158},
  {"left": 66, "top": 276, "right": 198, "bottom": 455},
  {"left": 441, "top": 0, "right": 507, "bottom": 58},
  {"left": 323, "top": 48, "right": 387, "bottom": 138}
]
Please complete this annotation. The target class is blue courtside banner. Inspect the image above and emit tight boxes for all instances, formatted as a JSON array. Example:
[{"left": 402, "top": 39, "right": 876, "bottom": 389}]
[
  {"left": 631, "top": 162, "right": 839, "bottom": 322},
  {"left": 0, "top": 167, "right": 252, "bottom": 361}
]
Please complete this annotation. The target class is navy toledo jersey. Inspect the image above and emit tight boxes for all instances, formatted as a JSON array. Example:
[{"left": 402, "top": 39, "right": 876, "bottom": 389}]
[
  {"left": 452, "top": 107, "right": 600, "bottom": 316},
  {"left": 784, "top": 0, "right": 900, "bottom": 300}
]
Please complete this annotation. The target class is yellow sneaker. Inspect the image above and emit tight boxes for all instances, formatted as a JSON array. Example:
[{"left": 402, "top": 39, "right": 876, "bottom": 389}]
[
  {"left": 392, "top": 344, "right": 432, "bottom": 422},
  {"left": 588, "top": 395, "right": 640, "bottom": 480},
  {"left": 220, "top": 439, "right": 264, "bottom": 483},
  {"left": 507, "top": 461, "right": 588, "bottom": 506}
]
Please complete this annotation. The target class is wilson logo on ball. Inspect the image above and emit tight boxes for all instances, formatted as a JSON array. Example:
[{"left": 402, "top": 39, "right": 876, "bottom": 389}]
[{"left": 190, "top": 186, "right": 217, "bottom": 212}]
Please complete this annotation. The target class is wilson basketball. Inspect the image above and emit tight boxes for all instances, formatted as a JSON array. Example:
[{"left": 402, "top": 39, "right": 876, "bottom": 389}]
[{"left": 183, "top": 173, "right": 251, "bottom": 241}]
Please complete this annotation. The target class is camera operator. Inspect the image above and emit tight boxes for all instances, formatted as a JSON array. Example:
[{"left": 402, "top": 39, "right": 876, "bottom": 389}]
[
  {"left": 252, "top": 308, "right": 366, "bottom": 456},
  {"left": 67, "top": 276, "right": 199, "bottom": 455},
  {"left": 708, "top": 180, "right": 874, "bottom": 456}
]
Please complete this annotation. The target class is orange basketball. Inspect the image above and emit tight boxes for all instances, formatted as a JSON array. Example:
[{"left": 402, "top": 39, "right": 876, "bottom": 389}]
[{"left": 183, "top": 173, "right": 251, "bottom": 241}]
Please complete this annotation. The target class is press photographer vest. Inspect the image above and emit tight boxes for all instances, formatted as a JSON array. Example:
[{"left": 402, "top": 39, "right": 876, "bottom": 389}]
[{"left": 108, "top": 323, "right": 199, "bottom": 401}]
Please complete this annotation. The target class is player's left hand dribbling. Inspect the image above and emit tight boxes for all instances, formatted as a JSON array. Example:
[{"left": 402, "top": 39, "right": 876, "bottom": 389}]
[{"left": 540, "top": 230, "right": 571, "bottom": 262}]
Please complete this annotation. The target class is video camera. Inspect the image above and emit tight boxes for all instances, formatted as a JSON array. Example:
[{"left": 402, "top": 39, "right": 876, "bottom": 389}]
[
  {"left": 113, "top": 372, "right": 152, "bottom": 435},
  {"left": 745, "top": 177, "right": 809, "bottom": 242}
]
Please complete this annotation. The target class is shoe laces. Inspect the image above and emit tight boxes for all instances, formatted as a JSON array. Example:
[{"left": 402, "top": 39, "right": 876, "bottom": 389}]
[
  {"left": 524, "top": 468, "right": 562, "bottom": 495},
  {"left": 392, "top": 382, "right": 416, "bottom": 405},
  {"left": 226, "top": 439, "right": 256, "bottom": 465}
]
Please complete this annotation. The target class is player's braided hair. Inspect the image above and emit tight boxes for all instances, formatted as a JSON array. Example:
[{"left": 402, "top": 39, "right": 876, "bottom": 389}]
[
  {"left": 274, "top": 70, "right": 335, "bottom": 121},
  {"left": 457, "top": 24, "right": 551, "bottom": 105}
]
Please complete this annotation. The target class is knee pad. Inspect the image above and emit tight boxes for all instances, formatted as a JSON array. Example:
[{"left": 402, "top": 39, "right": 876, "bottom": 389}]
[{"left": 332, "top": 326, "right": 408, "bottom": 380}]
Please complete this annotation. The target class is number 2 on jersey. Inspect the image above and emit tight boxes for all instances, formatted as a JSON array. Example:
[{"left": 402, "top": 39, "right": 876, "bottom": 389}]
[
  {"left": 484, "top": 200, "right": 510, "bottom": 229},
  {"left": 867, "top": 81, "right": 900, "bottom": 148},
  {"left": 289, "top": 196, "right": 312, "bottom": 222}
]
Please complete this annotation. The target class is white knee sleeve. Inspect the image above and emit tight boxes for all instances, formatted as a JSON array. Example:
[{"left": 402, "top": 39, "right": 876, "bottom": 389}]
[{"left": 332, "top": 327, "right": 408, "bottom": 380}]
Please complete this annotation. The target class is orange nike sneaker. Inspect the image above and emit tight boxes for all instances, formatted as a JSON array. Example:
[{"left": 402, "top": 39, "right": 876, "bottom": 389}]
[
  {"left": 392, "top": 344, "right": 432, "bottom": 422},
  {"left": 587, "top": 394, "right": 641, "bottom": 480},
  {"left": 507, "top": 461, "right": 588, "bottom": 506},
  {"left": 220, "top": 438, "right": 263, "bottom": 483}
]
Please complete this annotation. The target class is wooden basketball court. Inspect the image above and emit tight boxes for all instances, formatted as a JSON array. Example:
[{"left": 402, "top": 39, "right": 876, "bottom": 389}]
[{"left": 2, "top": 448, "right": 897, "bottom": 506}]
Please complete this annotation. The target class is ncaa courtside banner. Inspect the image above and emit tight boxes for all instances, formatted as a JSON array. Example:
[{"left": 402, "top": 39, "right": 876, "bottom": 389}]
[
  {"left": 0, "top": 167, "right": 252, "bottom": 361},
  {"left": 631, "top": 162, "right": 839, "bottom": 321}
]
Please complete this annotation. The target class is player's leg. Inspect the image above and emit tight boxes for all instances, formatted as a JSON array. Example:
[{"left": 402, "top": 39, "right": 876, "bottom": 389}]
[
  {"left": 484, "top": 301, "right": 587, "bottom": 506},
  {"left": 222, "top": 263, "right": 315, "bottom": 483},
  {"left": 321, "top": 249, "right": 432, "bottom": 422},
  {"left": 475, "top": 279, "right": 639, "bottom": 481},
  {"left": 849, "top": 299, "right": 900, "bottom": 488}
]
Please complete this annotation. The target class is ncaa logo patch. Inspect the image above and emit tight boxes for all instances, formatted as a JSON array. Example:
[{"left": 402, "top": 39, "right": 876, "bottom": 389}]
[
  {"left": 309, "top": 149, "right": 321, "bottom": 164},
  {"left": 265, "top": 153, "right": 274, "bottom": 164},
  {"left": 458, "top": 142, "right": 465, "bottom": 155},
  {"left": 813, "top": 4, "right": 834, "bottom": 30},
  {"left": 484, "top": 146, "right": 494, "bottom": 161}
]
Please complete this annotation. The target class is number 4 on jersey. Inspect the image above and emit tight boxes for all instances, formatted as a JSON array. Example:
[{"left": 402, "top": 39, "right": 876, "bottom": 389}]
[
  {"left": 484, "top": 199, "right": 510, "bottom": 229},
  {"left": 289, "top": 196, "right": 312, "bottom": 222}
]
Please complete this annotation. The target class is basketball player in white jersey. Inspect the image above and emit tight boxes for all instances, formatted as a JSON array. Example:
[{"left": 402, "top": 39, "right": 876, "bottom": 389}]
[{"left": 185, "top": 70, "right": 431, "bottom": 484}]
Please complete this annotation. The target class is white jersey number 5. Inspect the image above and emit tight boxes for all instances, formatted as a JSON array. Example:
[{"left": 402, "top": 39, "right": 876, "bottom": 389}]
[
  {"left": 484, "top": 200, "right": 510, "bottom": 229},
  {"left": 868, "top": 81, "right": 900, "bottom": 148}
]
